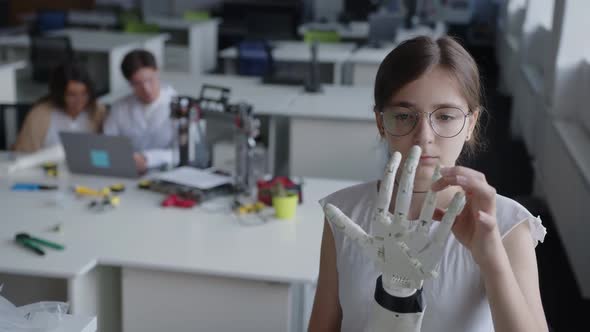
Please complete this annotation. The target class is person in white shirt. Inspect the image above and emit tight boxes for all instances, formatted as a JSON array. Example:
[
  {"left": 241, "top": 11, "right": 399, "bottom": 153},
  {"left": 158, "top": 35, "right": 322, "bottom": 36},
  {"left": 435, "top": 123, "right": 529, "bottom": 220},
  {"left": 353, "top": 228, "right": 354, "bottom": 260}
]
[
  {"left": 103, "top": 49, "right": 177, "bottom": 173},
  {"left": 309, "top": 36, "right": 549, "bottom": 332},
  {"left": 14, "top": 62, "right": 107, "bottom": 153}
]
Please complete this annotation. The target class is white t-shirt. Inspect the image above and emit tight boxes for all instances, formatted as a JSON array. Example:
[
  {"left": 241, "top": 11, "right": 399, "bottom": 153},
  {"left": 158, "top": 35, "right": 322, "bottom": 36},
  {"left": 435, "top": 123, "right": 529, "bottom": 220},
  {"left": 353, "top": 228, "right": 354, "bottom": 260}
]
[
  {"left": 44, "top": 109, "right": 92, "bottom": 148},
  {"left": 319, "top": 181, "right": 546, "bottom": 332},
  {"left": 103, "top": 84, "right": 177, "bottom": 168}
]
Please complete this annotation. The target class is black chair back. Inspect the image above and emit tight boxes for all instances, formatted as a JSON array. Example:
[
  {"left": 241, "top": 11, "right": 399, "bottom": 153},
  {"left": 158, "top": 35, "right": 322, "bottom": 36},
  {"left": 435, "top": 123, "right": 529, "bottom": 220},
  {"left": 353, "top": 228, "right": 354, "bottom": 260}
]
[
  {"left": 0, "top": 103, "right": 34, "bottom": 150},
  {"left": 30, "top": 36, "right": 74, "bottom": 83}
]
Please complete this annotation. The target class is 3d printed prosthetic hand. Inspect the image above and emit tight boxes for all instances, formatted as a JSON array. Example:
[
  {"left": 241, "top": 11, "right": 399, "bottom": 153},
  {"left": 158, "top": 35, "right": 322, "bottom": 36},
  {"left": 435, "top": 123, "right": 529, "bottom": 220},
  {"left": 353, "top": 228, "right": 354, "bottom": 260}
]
[{"left": 323, "top": 146, "right": 466, "bottom": 332}]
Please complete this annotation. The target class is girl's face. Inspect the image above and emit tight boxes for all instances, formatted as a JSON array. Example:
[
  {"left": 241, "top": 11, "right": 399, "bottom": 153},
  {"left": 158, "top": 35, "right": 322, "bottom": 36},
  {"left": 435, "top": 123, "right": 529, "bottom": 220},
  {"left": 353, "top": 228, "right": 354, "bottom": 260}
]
[
  {"left": 375, "top": 66, "right": 478, "bottom": 192},
  {"left": 64, "top": 80, "right": 89, "bottom": 117}
]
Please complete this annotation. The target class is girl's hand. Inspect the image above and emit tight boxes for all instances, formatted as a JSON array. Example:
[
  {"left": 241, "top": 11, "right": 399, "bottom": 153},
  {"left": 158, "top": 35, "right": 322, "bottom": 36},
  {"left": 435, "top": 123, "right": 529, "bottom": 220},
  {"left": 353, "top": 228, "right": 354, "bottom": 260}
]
[{"left": 431, "top": 166, "right": 502, "bottom": 267}]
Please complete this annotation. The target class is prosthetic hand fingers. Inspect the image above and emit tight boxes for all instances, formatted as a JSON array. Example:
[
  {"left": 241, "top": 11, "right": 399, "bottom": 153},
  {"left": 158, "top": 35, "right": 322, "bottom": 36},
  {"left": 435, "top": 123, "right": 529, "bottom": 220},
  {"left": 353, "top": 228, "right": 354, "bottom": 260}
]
[
  {"left": 408, "top": 192, "right": 464, "bottom": 278},
  {"left": 374, "top": 151, "right": 402, "bottom": 226},
  {"left": 432, "top": 191, "right": 466, "bottom": 246},
  {"left": 324, "top": 203, "right": 374, "bottom": 251},
  {"left": 393, "top": 146, "right": 421, "bottom": 225},
  {"left": 417, "top": 165, "right": 442, "bottom": 233}
]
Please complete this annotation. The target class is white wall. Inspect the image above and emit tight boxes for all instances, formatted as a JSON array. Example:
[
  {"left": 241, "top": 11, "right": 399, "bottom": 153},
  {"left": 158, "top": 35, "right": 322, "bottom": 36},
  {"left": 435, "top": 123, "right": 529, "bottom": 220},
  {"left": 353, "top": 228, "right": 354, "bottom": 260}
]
[{"left": 536, "top": 0, "right": 590, "bottom": 299}]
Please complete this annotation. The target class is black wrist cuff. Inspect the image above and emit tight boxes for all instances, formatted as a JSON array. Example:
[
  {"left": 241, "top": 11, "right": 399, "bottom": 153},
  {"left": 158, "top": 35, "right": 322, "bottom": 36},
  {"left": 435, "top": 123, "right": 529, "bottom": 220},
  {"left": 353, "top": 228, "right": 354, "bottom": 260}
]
[{"left": 374, "top": 275, "right": 425, "bottom": 313}]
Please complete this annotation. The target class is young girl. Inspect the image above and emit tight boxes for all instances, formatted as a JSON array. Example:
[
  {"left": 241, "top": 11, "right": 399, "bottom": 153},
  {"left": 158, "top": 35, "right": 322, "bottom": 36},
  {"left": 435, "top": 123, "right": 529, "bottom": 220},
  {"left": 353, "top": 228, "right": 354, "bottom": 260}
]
[
  {"left": 309, "top": 36, "right": 548, "bottom": 332},
  {"left": 14, "top": 62, "right": 106, "bottom": 152}
]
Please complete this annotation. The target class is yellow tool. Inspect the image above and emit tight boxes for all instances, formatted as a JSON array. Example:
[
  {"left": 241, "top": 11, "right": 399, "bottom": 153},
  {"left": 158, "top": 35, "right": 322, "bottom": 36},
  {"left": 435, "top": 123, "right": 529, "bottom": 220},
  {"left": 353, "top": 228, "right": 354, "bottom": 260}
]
[
  {"left": 74, "top": 183, "right": 125, "bottom": 197},
  {"left": 236, "top": 201, "right": 266, "bottom": 215},
  {"left": 42, "top": 162, "right": 58, "bottom": 177},
  {"left": 109, "top": 183, "right": 125, "bottom": 192},
  {"left": 74, "top": 185, "right": 110, "bottom": 197},
  {"left": 138, "top": 179, "right": 152, "bottom": 190}
]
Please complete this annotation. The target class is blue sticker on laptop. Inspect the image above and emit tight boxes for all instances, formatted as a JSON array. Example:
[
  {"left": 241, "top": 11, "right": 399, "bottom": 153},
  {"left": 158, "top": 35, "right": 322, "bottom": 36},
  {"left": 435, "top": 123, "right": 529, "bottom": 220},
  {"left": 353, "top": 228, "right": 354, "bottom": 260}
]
[{"left": 90, "top": 149, "right": 110, "bottom": 168}]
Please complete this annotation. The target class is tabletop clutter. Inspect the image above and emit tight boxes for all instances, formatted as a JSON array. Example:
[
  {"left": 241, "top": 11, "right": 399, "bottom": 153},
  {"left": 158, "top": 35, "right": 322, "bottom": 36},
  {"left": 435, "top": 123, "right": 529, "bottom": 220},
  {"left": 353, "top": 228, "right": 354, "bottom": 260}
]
[
  {"left": 8, "top": 159, "right": 304, "bottom": 256},
  {"left": 140, "top": 172, "right": 303, "bottom": 220}
]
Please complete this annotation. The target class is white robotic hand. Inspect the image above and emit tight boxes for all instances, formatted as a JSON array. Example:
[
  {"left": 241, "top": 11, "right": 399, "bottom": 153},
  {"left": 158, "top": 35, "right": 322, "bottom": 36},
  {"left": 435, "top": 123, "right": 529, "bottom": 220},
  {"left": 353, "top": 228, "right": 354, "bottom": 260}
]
[
  {"left": 324, "top": 145, "right": 466, "bottom": 294},
  {"left": 323, "top": 146, "right": 465, "bottom": 331}
]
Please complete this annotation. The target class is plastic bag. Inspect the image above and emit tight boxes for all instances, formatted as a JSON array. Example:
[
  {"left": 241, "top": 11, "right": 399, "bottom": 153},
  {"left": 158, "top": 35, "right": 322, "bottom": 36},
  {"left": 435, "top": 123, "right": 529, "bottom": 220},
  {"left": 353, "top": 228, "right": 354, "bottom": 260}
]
[{"left": 0, "top": 286, "right": 69, "bottom": 332}]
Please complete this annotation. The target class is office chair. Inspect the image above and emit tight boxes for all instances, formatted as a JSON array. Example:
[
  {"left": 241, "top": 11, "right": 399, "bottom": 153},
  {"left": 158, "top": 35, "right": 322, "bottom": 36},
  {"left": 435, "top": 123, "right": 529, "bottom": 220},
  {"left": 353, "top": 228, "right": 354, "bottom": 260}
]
[
  {"left": 245, "top": 10, "right": 297, "bottom": 40},
  {"left": 30, "top": 36, "right": 74, "bottom": 83},
  {"left": 236, "top": 39, "right": 274, "bottom": 77},
  {"left": 367, "top": 12, "right": 403, "bottom": 48},
  {"left": 0, "top": 103, "right": 34, "bottom": 150},
  {"left": 30, "top": 10, "right": 67, "bottom": 35}
]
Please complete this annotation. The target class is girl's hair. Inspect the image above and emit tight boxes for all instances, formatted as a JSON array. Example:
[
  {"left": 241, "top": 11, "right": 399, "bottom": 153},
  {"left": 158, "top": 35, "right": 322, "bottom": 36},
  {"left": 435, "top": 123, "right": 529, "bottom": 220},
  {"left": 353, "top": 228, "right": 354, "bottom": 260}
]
[
  {"left": 47, "top": 62, "right": 97, "bottom": 111},
  {"left": 373, "top": 36, "right": 486, "bottom": 158}
]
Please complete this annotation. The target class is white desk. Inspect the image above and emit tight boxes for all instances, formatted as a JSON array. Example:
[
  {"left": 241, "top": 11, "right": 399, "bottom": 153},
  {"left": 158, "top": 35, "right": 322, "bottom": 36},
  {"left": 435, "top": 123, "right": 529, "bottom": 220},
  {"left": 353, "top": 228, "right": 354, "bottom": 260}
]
[
  {"left": 0, "top": 60, "right": 27, "bottom": 148},
  {"left": 0, "top": 29, "right": 169, "bottom": 93},
  {"left": 67, "top": 10, "right": 118, "bottom": 29},
  {"left": 345, "top": 22, "right": 448, "bottom": 86},
  {"left": 145, "top": 16, "right": 220, "bottom": 74},
  {"left": 219, "top": 40, "right": 357, "bottom": 85},
  {"left": 395, "top": 22, "right": 447, "bottom": 44},
  {"left": 286, "top": 85, "right": 383, "bottom": 181},
  {"left": 344, "top": 42, "right": 397, "bottom": 85},
  {"left": 0, "top": 161, "right": 357, "bottom": 331},
  {"left": 297, "top": 21, "right": 370, "bottom": 40},
  {"left": 0, "top": 60, "right": 25, "bottom": 103},
  {"left": 56, "top": 314, "right": 97, "bottom": 332}
]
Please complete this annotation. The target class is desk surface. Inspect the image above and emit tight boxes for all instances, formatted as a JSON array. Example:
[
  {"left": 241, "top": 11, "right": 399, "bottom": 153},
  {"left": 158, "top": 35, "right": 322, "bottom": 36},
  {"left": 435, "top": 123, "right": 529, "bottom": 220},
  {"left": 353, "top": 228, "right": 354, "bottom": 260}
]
[
  {"left": 67, "top": 10, "right": 118, "bottom": 27},
  {"left": 0, "top": 162, "right": 358, "bottom": 284},
  {"left": 347, "top": 42, "right": 398, "bottom": 64},
  {"left": 145, "top": 16, "right": 221, "bottom": 30},
  {"left": 395, "top": 22, "right": 447, "bottom": 44},
  {"left": 55, "top": 314, "right": 97, "bottom": 332},
  {"left": 0, "top": 28, "right": 168, "bottom": 52},
  {"left": 219, "top": 40, "right": 357, "bottom": 63},
  {"left": 287, "top": 85, "right": 375, "bottom": 121},
  {"left": 0, "top": 60, "right": 26, "bottom": 71}
]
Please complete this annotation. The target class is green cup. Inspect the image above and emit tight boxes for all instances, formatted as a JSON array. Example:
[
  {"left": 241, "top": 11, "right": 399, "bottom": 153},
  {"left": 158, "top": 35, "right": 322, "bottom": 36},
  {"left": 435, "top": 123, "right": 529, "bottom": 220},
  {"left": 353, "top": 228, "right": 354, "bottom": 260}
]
[{"left": 272, "top": 194, "right": 298, "bottom": 219}]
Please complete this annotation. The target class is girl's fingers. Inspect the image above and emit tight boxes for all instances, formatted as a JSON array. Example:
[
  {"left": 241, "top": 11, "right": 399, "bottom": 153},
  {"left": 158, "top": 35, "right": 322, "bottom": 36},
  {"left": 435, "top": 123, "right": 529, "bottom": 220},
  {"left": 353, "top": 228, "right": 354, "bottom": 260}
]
[
  {"left": 431, "top": 167, "right": 496, "bottom": 199},
  {"left": 477, "top": 210, "right": 497, "bottom": 231},
  {"left": 440, "top": 166, "right": 487, "bottom": 181}
]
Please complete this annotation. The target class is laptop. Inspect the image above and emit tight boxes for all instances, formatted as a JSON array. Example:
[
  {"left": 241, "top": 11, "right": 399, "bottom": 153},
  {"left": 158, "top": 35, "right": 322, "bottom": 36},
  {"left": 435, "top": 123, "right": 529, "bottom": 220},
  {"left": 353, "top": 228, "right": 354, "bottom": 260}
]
[{"left": 59, "top": 132, "right": 138, "bottom": 178}]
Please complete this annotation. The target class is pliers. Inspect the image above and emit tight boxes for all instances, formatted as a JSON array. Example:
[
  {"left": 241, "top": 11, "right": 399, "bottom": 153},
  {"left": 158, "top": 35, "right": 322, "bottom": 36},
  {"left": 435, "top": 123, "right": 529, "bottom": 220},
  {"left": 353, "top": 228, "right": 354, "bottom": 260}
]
[{"left": 14, "top": 233, "right": 65, "bottom": 256}]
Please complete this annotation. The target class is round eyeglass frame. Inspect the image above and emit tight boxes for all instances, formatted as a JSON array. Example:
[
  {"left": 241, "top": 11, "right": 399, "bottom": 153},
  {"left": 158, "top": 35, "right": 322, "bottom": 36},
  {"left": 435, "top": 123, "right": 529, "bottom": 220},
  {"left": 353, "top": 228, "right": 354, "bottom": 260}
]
[{"left": 375, "top": 106, "right": 473, "bottom": 138}]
